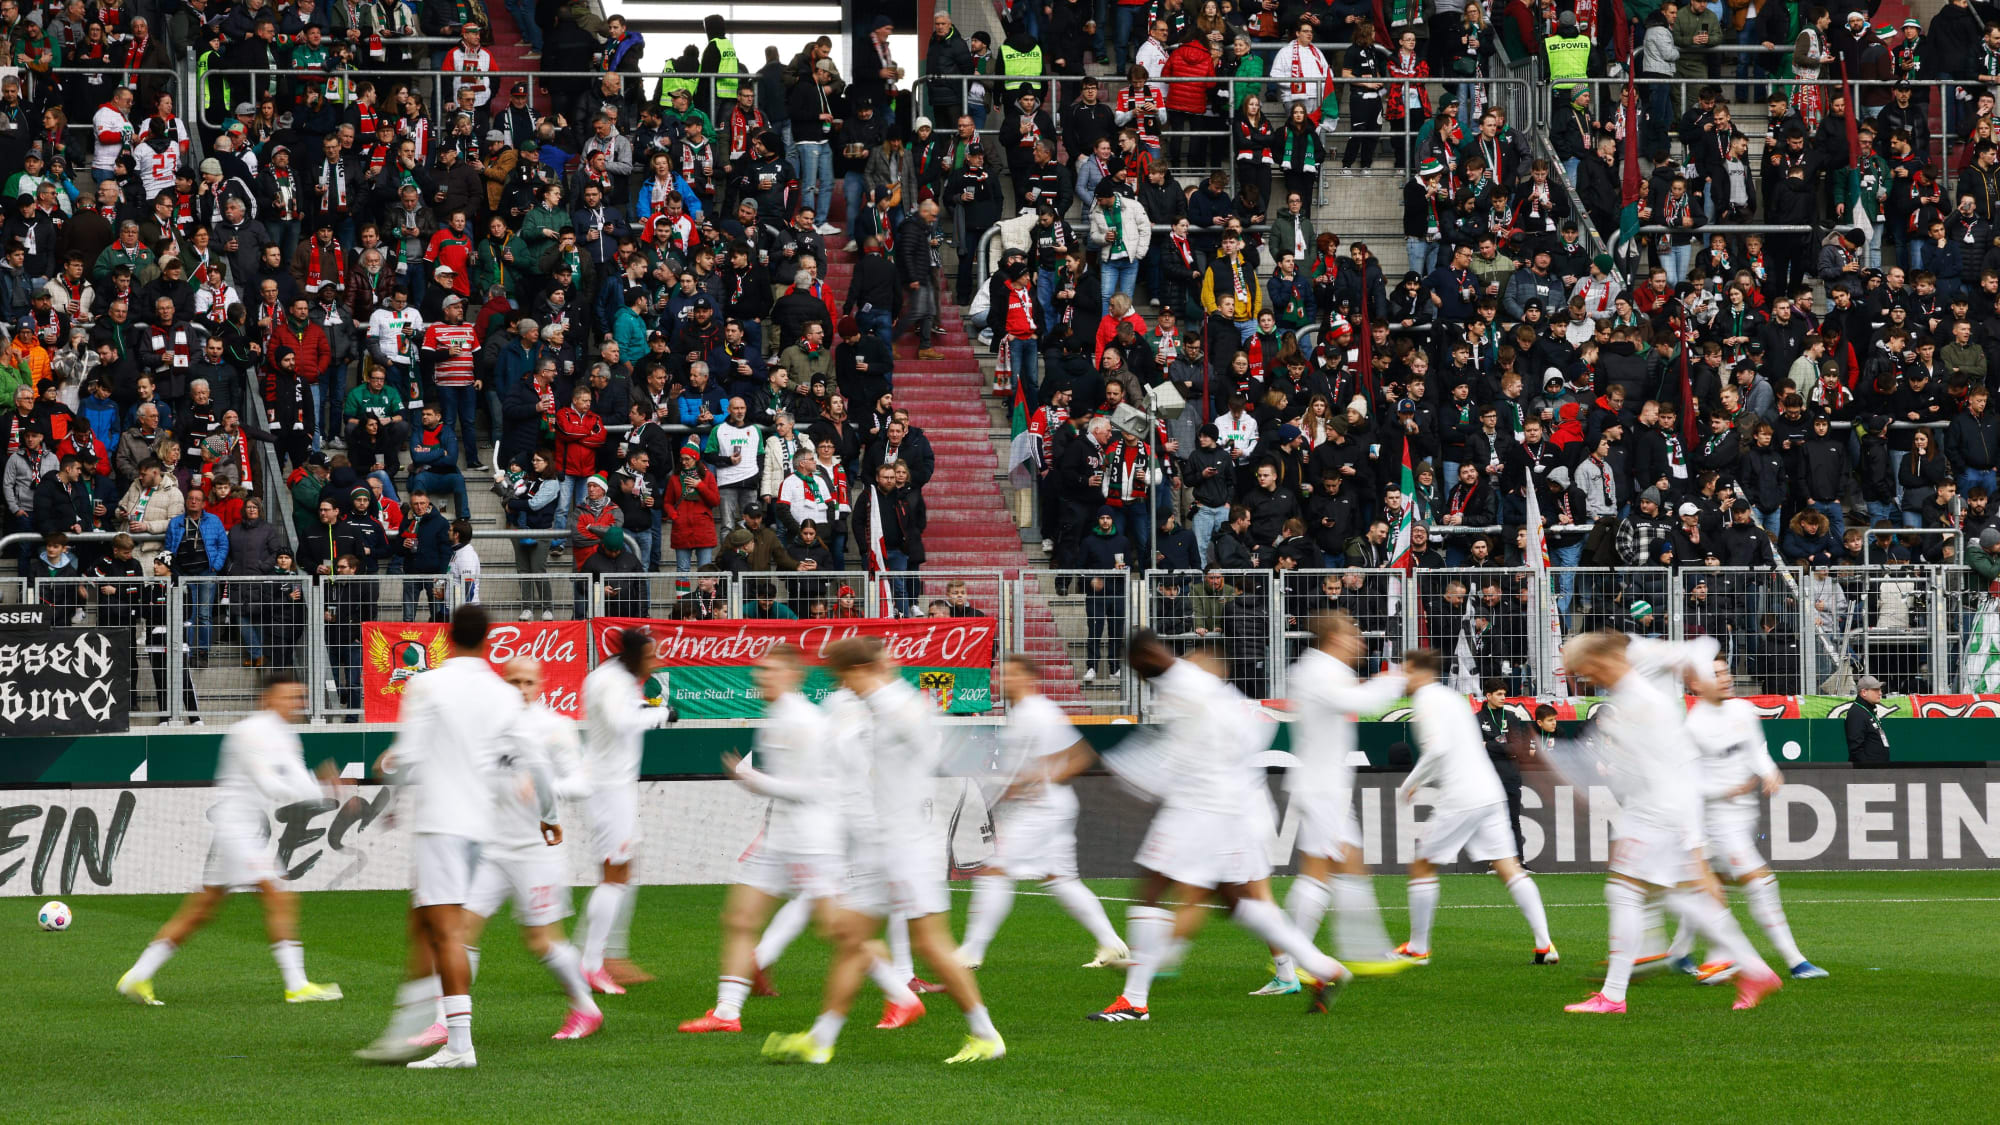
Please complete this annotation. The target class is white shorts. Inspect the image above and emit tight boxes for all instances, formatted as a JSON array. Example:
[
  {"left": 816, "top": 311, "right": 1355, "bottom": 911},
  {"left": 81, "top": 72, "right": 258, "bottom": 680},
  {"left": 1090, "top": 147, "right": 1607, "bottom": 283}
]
[
  {"left": 842, "top": 849, "right": 949, "bottom": 919},
  {"left": 1294, "top": 797, "right": 1362, "bottom": 860},
  {"left": 200, "top": 827, "right": 281, "bottom": 890},
  {"left": 586, "top": 786, "right": 640, "bottom": 866},
  {"left": 1609, "top": 820, "right": 1704, "bottom": 889},
  {"left": 738, "top": 849, "right": 844, "bottom": 902},
  {"left": 993, "top": 807, "right": 1079, "bottom": 882},
  {"left": 1703, "top": 802, "right": 1767, "bottom": 880},
  {"left": 411, "top": 834, "right": 482, "bottom": 908},
  {"left": 1136, "top": 805, "right": 1267, "bottom": 890},
  {"left": 467, "top": 850, "right": 572, "bottom": 926},
  {"left": 1416, "top": 803, "right": 1516, "bottom": 865}
]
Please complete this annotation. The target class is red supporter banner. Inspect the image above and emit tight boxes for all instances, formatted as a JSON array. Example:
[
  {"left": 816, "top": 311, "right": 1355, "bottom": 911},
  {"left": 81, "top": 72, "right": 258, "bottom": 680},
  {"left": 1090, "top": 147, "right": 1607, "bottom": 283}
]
[{"left": 361, "top": 620, "right": 590, "bottom": 721}]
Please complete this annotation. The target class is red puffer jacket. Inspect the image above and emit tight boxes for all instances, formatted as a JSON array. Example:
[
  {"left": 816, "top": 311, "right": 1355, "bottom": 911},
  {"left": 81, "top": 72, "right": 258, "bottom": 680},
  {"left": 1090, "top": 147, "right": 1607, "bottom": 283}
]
[
  {"left": 553, "top": 406, "right": 606, "bottom": 477},
  {"left": 664, "top": 466, "right": 721, "bottom": 550},
  {"left": 1161, "top": 39, "right": 1218, "bottom": 115}
]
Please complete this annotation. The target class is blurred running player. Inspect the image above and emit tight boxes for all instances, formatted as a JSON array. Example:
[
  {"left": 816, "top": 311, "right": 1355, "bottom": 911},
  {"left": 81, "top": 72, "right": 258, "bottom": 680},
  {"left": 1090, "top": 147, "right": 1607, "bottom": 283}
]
[
  {"left": 1559, "top": 631, "right": 1783, "bottom": 1015},
  {"left": 1260, "top": 612, "right": 1411, "bottom": 995},
  {"left": 956, "top": 653, "right": 1129, "bottom": 972},
  {"left": 1395, "top": 648, "right": 1558, "bottom": 966},
  {"left": 1665, "top": 658, "right": 1827, "bottom": 982},
  {"left": 577, "top": 626, "right": 679, "bottom": 994},
  {"left": 680, "top": 646, "right": 845, "bottom": 1034},
  {"left": 460, "top": 657, "right": 604, "bottom": 1041},
  {"left": 358, "top": 605, "right": 527, "bottom": 1068},
  {"left": 117, "top": 671, "right": 343, "bottom": 1006},
  {"left": 1089, "top": 632, "right": 1352, "bottom": 1023},
  {"left": 763, "top": 636, "right": 1005, "bottom": 1065}
]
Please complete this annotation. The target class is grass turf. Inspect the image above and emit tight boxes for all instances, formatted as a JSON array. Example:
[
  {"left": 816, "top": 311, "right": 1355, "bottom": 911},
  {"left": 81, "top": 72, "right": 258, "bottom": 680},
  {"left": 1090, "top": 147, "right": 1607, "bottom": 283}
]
[{"left": 10, "top": 871, "right": 1999, "bottom": 1122}]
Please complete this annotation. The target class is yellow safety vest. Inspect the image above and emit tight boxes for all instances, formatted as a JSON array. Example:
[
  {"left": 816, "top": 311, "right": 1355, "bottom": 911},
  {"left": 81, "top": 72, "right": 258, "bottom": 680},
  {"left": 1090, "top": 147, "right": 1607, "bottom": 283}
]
[
  {"left": 711, "top": 36, "right": 739, "bottom": 98},
  {"left": 658, "top": 70, "right": 696, "bottom": 105},
  {"left": 1544, "top": 33, "right": 1591, "bottom": 92},
  {"left": 999, "top": 43, "right": 1043, "bottom": 96}
]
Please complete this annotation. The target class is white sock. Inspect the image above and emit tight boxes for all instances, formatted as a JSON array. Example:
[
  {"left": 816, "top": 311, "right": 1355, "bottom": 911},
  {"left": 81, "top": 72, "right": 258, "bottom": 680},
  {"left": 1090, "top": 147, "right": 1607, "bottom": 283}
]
[
  {"left": 1332, "top": 874, "right": 1397, "bottom": 963},
  {"left": 581, "top": 883, "right": 625, "bottom": 972},
  {"left": 1744, "top": 874, "right": 1807, "bottom": 968},
  {"left": 809, "top": 1010, "right": 846, "bottom": 1049},
  {"left": 1406, "top": 877, "right": 1440, "bottom": 954},
  {"left": 272, "top": 940, "right": 307, "bottom": 991},
  {"left": 715, "top": 975, "right": 751, "bottom": 1020},
  {"left": 393, "top": 974, "right": 442, "bottom": 1041},
  {"left": 608, "top": 880, "right": 638, "bottom": 959},
  {"left": 1156, "top": 936, "right": 1189, "bottom": 975},
  {"left": 465, "top": 945, "right": 481, "bottom": 987},
  {"left": 1665, "top": 913, "right": 1699, "bottom": 963},
  {"left": 1119, "top": 905, "right": 1174, "bottom": 1009},
  {"left": 959, "top": 875, "right": 1015, "bottom": 964},
  {"left": 756, "top": 896, "right": 813, "bottom": 970},
  {"left": 1046, "top": 877, "right": 1124, "bottom": 951},
  {"left": 965, "top": 1003, "right": 998, "bottom": 1040},
  {"left": 1506, "top": 873, "right": 1553, "bottom": 949},
  {"left": 1285, "top": 876, "right": 1332, "bottom": 945},
  {"left": 128, "top": 939, "right": 175, "bottom": 983},
  {"left": 1601, "top": 879, "right": 1647, "bottom": 1003},
  {"left": 1271, "top": 953, "right": 1298, "bottom": 986},
  {"left": 1641, "top": 898, "right": 1671, "bottom": 961},
  {"left": 1233, "top": 897, "right": 1339, "bottom": 982},
  {"left": 1670, "top": 888, "right": 1772, "bottom": 980},
  {"left": 541, "top": 941, "right": 597, "bottom": 1013},
  {"left": 868, "top": 956, "right": 919, "bottom": 1005},
  {"left": 887, "top": 914, "right": 914, "bottom": 981},
  {"left": 442, "top": 994, "right": 472, "bottom": 1054}
]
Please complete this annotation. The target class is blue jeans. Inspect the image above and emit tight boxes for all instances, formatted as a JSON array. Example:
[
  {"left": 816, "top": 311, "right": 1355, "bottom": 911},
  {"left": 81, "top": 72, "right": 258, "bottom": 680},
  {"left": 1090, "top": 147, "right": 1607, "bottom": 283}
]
[
  {"left": 1037, "top": 267, "right": 1058, "bottom": 323},
  {"left": 506, "top": 0, "right": 543, "bottom": 50},
  {"left": 795, "top": 141, "right": 832, "bottom": 223},
  {"left": 1866, "top": 500, "right": 1901, "bottom": 529},
  {"left": 842, "top": 171, "right": 866, "bottom": 233},
  {"left": 1664, "top": 242, "right": 1691, "bottom": 286},
  {"left": 557, "top": 474, "right": 588, "bottom": 531},
  {"left": 1114, "top": 2, "right": 1139, "bottom": 66},
  {"left": 1551, "top": 541, "right": 1582, "bottom": 621},
  {"left": 403, "top": 576, "right": 447, "bottom": 621},
  {"left": 1758, "top": 506, "right": 1784, "bottom": 537},
  {"left": 1962, "top": 468, "right": 1999, "bottom": 497},
  {"left": 676, "top": 546, "right": 714, "bottom": 572},
  {"left": 411, "top": 468, "right": 470, "bottom": 518},
  {"left": 1008, "top": 337, "right": 1039, "bottom": 405},
  {"left": 1562, "top": 157, "right": 1580, "bottom": 185},
  {"left": 626, "top": 527, "right": 656, "bottom": 573},
  {"left": 267, "top": 219, "right": 300, "bottom": 267},
  {"left": 1809, "top": 499, "right": 1845, "bottom": 540},
  {"left": 884, "top": 547, "right": 917, "bottom": 616},
  {"left": 856, "top": 308, "right": 893, "bottom": 346},
  {"left": 1406, "top": 238, "right": 1438, "bottom": 279},
  {"left": 437, "top": 384, "right": 478, "bottom": 465},
  {"left": 184, "top": 581, "right": 216, "bottom": 650},
  {"left": 1191, "top": 503, "right": 1230, "bottom": 567},
  {"left": 1101, "top": 258, "right": 1138, "bottom": 303}
]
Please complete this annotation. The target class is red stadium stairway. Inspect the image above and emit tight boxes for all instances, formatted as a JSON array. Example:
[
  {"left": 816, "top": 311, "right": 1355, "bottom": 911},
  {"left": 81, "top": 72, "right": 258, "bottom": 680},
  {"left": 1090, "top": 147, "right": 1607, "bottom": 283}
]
[
  {"left": 482, "top": 1, "right": 538, "bottom": 84},
  {"left": 821, "top": 238, "right": 1088, "bottom": 708}
]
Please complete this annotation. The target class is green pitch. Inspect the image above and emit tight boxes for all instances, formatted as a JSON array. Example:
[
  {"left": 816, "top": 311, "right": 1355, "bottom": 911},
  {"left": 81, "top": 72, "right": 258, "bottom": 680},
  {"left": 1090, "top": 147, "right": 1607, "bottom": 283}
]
[{"left": 11, "top": 871, "right": 1999, "bottom": 1122}]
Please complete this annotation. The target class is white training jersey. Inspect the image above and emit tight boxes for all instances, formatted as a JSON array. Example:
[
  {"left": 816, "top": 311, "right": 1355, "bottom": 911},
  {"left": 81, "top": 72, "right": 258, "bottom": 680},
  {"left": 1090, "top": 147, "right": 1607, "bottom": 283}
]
[
  {"left": 1685, "top": 697, "right": 1779, "bottom": 808},
  {"left": 1597, "top": 670, "right": 1704, "bottom": 847},
  {"left": 1152, "top": 659, "right": 1259, "bottom": 817},
  {"left": 391, "top": 656, "right": 525, "bottom": 840},
  {"left": 487, "top": 702, "right": 587, "bottom": 859},
  {"left": 861, "top": 677, "right": 943, "bottom": 847},
  {"left": 820, "top": 687, "right": 880, "bottom": 855},
  {"left": 1626, "top": 634, "right": 1719, "bottom": 708},
  {"left": 1286, "top": 648, "right": 1406, "bottom": 806},
  {"left": 581, "top": 661, "right": 671, "bottom": 792},
  {"left": 213, "top": 709, "right": 321, "bottom": 835},
  {"left": 92, "top": 104, "right": 131, "bottom": 171},
  {"left": 1400, "top": 680, "right": 1507, "bottom": 816},
  {"left": 1000, "top": 693, "right": 1080, "bottom": 819},
  {"left": 736, "top": 691, "right": 842, "bottom": 857},
  {"left": 136, "top": 139, "right": 181, "bottom": 198}
]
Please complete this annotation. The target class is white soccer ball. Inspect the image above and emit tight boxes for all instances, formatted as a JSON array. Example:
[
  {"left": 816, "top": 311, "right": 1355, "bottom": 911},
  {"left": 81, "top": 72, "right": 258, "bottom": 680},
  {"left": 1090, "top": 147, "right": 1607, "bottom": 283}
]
[{"left": 38, "top": 900, "right": 71, "bottom": 931}]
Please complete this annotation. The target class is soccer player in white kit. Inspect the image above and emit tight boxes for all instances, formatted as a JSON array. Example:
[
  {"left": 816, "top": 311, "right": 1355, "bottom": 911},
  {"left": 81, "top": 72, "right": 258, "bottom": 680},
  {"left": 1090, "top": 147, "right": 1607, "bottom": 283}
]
[
  {"left": 763, "top": 636, "right": 1005, "bottom": 1065},
  {"left": 576, "top": 626, "right": 678, "bottom": 994},
  {"left": 1558, "top": 631, "right": 1783, "bottom": 1014},
  {"left": 956, "top": 652, "right": 1129, "bottom": 972},
  {"left": 1089, "top": 632, "right": 1352, "bottom": 1023},
  {"left": 1260, "top": 611, "right": 1413, "bottom": 995},
  {"left": 358, "top": 605, "right": 527, "bottom": 1068},
  {"left": 460, "top": 657, "right": 605, "bottom": 1041},
  {"left": 1665, "top": 658, "right": 1826, "bottom": 981},
  {"left": 117, "top": 671, "right": 343, "bottom": 1006},
  {"left": 1395, "top": 648, "right": 1558, "bottom": 966},
  {"left": 679, "top": 645, "right": 848, "bottom": 1034}
]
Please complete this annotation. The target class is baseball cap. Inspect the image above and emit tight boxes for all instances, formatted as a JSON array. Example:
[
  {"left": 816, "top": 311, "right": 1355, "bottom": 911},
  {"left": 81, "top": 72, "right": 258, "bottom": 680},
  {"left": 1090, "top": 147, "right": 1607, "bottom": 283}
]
[{"left": 1678, "top": 502, "right": 1699, "bottom": 517}]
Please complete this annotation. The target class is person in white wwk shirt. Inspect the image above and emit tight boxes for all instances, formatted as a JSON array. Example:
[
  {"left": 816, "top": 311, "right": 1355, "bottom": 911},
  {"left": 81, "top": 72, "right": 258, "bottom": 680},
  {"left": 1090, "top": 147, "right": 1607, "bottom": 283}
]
[
  {"left": 677, "top": 645, "right": 842, "bottom": 1035},
  {"left": 1665, "top": 657, "right": 1826, "bottom": 982},
  {"left": 117, "top": 671, "right": 344, "bottom": 1008},
  {"left": 957, "top": 653, "right": 1129, "bottom": 973},
  {"left": 1556, "top": 631, "right": 1782, "bottom": 1016},
  {"left": 367, "top": 288, "right": 425, "bottom": 385},
  {"left": 358, "top": 606, "right": 528, "bottom": 1069},
  {"left": 1396, "top": 646, "right": 1556, "bottom": 965},
  {"left": 576, "top": 626, "right": 679, "bottom": 994}
]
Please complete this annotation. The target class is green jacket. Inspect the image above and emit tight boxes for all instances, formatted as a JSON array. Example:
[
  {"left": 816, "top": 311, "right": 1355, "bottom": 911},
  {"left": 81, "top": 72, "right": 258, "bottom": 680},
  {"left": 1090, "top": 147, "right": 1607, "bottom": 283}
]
[
  {"left": 342, "top": 383, "right": 405, "bottom": 423},
  {"left": 474, "top": 235, "right": 522, "bottom": 298},
  {"left": 291, "top": 473, "right": 325, "bottom": 543},
  {"left": 1972, "top": 545, "right": 2000, "bottom": 583},
  {"left": 1228, "top": 52, "right": 1266, "bottom": 110},
  {"left": 1671, "top": 6, "right": 1723, "bottom": 80},
  {"left": 519, "top": 205, "right": 571, "bottom": 270},
  {"left": 1190, "top": 582, "right": 1238, "bottom": 634},
  {"left": 0, "top": 358, "right": 29, "bottom": 403}
]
